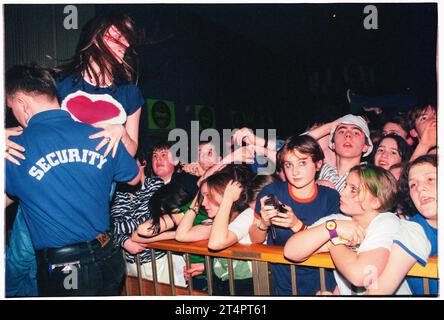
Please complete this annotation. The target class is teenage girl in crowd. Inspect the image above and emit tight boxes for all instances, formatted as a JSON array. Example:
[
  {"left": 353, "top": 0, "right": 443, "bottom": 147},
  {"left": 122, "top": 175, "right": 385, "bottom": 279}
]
[
  {"left": 6, "top": 13, "right": 144, "bottom": 161},
  {"left": 284, "top": 164, "right": 410, "bottom": 295},
  {"left": 372, "top": 133, "right": 412, "bottom": 172},
  {"left": 367, "top": 155, "right": 437, "bottom": 295},
  {"left": 175, "top": 165, "right": 264, "bottom": 295}
]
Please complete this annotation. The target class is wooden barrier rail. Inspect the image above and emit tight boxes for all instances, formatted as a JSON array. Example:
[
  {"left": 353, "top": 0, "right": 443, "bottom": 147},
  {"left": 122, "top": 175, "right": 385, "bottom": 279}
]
[
  {"left": 124, "top": 239, "right": 438, "bottom": 296},
  {"left": 144, "top": 240, "right": 438, "bottom": 279}
]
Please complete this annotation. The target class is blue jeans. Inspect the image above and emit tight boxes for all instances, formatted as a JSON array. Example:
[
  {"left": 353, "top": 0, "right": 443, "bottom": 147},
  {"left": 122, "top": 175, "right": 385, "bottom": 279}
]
[
  {"left": 5, "top": 208, "right": 38, "bottom": 297},
  {"left": 36, "top": 238, "right": 125, "bottom": 297}
]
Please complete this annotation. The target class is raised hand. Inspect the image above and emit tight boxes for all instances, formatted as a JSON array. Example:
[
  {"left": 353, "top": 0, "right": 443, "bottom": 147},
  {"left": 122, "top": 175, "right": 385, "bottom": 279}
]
[
  {"left": 335, "top": 220, "right": 366, "bottom": 247},
  {"left": 223, "top": 180, "right": 243, "bottom": 203},
  {"left": 270, "top": 204, "right": 301, "bottom": 230},
  {"left": 259, "top": 195, "right": 279, "bottom": 228},
  {"left": 5, "top": 127, "right": 25, "bottom": 165},
  {"left": 89, "top": 123, "right": 125, "bottom": 157}
]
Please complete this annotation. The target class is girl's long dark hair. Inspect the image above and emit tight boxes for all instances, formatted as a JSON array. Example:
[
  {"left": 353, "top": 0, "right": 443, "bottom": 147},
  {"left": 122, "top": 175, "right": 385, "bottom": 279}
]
[
  {"left": 148, "top": 183, "right": 192, "bottom": 235},
  {"left": 53, "top": 13, "right": 143, "bottom": 87}
]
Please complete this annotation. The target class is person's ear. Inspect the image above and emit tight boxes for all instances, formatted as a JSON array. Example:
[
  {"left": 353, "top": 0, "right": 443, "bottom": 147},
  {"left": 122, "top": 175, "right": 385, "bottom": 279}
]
[
  {"left": 362, "top": 145, "right": 369, "bottom": 154},
  {"left": 315, "top": 160, "right": 323, "bottom": 171},
  {"left": 410, "top": 129, "right": 418, "bottom": 138},
  {"left": 370, "top": 196, "right": 382, "bottom": 211}
]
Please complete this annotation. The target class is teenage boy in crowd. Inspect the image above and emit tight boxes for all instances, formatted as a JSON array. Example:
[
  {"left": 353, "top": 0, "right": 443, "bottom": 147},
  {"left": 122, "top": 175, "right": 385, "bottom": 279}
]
[
  {"left": 307, "top": 114, "right": 373, "bottom": 192},
  {"left": 407, "top": 102, "right": 437, "bottom": 161},
  {"left": 249, "top": 135, "right": 340, "bottom": 295}
]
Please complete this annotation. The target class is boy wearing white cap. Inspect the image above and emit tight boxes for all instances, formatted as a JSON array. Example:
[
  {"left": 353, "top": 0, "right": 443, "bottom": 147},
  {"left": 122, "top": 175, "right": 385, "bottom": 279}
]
[{"left": 308, "top": 114, "right": 373, "bottom": 192}]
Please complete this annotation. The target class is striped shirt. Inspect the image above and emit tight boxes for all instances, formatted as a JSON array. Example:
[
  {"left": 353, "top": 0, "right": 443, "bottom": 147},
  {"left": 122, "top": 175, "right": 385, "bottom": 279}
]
[
  {"left": 318, "top": 162, "right": 366, "bottom": 193},
  {"left": 111, "top": 176, "right": 164, "bottom": 264}
]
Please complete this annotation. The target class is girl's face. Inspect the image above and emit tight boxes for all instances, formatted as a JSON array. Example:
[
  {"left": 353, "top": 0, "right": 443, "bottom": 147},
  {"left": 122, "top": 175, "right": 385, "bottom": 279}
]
[
  {"left": 103, "top": 25, "right": 129, "bottom": 63},
  {"left": 340, "top": 172, "right": 376, "bottom": 216},
  {"left": 374, "top": 137, "right": 402, "bottom": 170},
  {"left": 282, "top": 149, "right": 321, "bottom": 190},
  {"left": 408, "top": 163, "right": 437, "bottom": 220},
  {"left": 200, "top": 183, "right": 223, "bottom": 218}
]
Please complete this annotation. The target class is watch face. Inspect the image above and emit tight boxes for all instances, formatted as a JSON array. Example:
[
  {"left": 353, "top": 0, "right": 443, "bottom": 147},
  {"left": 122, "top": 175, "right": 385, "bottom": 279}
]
[{"left": 326, "top": 220, "right": 336, "bottom": 231}]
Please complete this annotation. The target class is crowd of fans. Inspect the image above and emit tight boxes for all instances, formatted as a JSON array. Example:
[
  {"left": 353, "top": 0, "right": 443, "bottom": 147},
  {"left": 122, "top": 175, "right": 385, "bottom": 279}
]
[{"left": 4, "top": 13, "right": 438, "bottom": 297}]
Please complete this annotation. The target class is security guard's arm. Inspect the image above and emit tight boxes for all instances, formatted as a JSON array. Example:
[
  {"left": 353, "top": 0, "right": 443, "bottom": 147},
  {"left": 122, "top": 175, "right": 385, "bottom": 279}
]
[{"left": 127, "top": 170, "right": 141, "bottom": 186}]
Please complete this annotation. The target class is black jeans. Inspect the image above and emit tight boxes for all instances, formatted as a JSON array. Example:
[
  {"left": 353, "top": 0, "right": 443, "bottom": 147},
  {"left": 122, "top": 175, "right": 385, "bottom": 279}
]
[
  {"left": 212, "top": 274, "right": 254, "bottom": 296},
  {"left": 35, "top": 238, "right": 125, "bottom": 297}
]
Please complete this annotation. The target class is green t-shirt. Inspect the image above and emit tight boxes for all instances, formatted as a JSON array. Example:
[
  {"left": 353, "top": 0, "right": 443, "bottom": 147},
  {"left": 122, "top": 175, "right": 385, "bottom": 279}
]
[{"left": 213, "top": 258, "right": 252, "bottom": 281}]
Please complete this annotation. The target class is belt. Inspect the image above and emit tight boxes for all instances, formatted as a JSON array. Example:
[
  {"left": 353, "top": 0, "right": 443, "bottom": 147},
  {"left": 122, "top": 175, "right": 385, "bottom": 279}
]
[{"left": 36, "top": 233, "right": 112, "bottom": 264}]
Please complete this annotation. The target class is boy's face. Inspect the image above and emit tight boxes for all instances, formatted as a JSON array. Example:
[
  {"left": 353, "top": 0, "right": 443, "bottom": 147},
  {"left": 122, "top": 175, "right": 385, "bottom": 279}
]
[
  {"left": 282, "top": 149, "right": 322, "bottom": 190},
  {"left": 152, "top": 148, "right": 176, "bottom": 180},
  {"left": 332, "top": 124, "right": 368, "bottom": 159},
  {"left": 413, "top": 106, "right": 436, "bottom": 139},
  {"left": 198, "top": 143, "right": 219, "bottom": 171},
  {"left": 408, "top": 163, "right": 437, "bottom": 220}
]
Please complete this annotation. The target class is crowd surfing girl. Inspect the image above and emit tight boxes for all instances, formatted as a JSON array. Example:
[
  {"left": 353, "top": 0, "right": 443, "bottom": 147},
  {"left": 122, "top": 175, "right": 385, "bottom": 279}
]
[
  {"left": 5, "top": 14, "right": 144, "bottom": 161},
  {"left": 367, "top": 155, "right": 437, "bottom": 295},
  {"left": 54, "top": 13, "right": 144, "bottom": 157},
  {"left": 284, "top": 164, "right": 409, "bottom": 295},
  {"left": 175, "top": 166, "right": 258, "bottom": 295}
]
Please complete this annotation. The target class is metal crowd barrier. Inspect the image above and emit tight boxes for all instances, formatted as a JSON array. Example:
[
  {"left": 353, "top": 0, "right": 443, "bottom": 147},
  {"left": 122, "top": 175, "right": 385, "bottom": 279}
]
[{"left": 123, "top": 240, "right": 438, "bottom": 296}]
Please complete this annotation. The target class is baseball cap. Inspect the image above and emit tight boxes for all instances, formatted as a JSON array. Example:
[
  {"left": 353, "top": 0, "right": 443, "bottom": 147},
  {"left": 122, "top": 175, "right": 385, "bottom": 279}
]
[{"left": 328, "top": 114, "right": 373, "bottom": 157}]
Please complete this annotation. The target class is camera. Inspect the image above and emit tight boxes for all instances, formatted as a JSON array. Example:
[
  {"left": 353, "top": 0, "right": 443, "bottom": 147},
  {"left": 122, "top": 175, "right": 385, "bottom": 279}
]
[{"left": 264, "top": 194, "right": 287, "bottom": 213}]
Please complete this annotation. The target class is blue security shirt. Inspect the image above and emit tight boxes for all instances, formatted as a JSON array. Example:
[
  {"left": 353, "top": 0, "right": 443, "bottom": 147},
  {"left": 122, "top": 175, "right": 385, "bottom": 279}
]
[
  {"left": 56, "top": 74, "right": 144, "bottom": 125},
  {"left": 255, "top": 181, "right": 340, "bottom": 295},
  {"left": 405, "top": 214, "right": 438, "bottom": 295},
  {"left": 5, "top": 110, "right": 139, "bottom": 250}
]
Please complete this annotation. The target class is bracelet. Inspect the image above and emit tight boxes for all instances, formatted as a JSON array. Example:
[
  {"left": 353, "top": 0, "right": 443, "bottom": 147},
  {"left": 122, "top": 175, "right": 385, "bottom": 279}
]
[
  {"left": 256, "top": 220, "right": 269, "bottom": 231},
  {"left": 294, "top": 222, "right": 307, "bottom": 233},
  {"left": 188, "top": 207, "right": 198, "bottom": 215}
]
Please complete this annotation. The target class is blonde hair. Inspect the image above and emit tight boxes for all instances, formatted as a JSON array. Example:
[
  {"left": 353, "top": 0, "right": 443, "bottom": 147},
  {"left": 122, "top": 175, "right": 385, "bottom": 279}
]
[{"left": 349, "top": 164, "right": 397, "bottom": 212}]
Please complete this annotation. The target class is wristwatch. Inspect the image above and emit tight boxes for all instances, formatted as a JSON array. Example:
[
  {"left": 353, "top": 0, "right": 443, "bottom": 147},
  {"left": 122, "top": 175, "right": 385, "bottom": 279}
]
[{"left": 325, "top": 220, "right": 338, "bottom": 239}]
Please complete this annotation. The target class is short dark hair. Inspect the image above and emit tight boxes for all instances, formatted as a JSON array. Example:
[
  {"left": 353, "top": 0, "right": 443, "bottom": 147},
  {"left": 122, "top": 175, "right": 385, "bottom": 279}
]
[
  {"left": 277, "top": 135, "right": 324, "bottom": 167},
  {"left": 5, "top": 63, "right": 57, "bottom": 100},
  {"left": 383, "top": 113, "right": 411, "bottom": 135},
  {"left": 407, "top": 102, "right": 437, "bottom": 131}
]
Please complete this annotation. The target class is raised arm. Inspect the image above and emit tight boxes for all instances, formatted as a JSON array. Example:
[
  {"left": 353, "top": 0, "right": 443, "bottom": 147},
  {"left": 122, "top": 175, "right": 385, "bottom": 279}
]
[{"left": 208, "top": 181, "right": 243, "bottom": 251}]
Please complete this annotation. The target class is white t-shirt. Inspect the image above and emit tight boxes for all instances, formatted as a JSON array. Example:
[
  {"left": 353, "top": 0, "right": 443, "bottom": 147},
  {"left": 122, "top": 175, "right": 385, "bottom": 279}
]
[
  {"left": 310, "top": 212, "right": 411, "bottom": 295},
  {"left": 390, "top": 219, "right": 432, "bottom": 294},
  {"left": 228, "top": 207, "right": 254, "bottom": 245},
  {"left": 213, "top": 208, "right": 254, "bottom": 280}
]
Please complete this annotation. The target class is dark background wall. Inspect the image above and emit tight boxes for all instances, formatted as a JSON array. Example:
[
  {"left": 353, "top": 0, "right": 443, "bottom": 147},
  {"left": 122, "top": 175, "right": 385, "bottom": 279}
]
[{"left": 4, "top": 3, "right": 437, "bottom": 145}]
